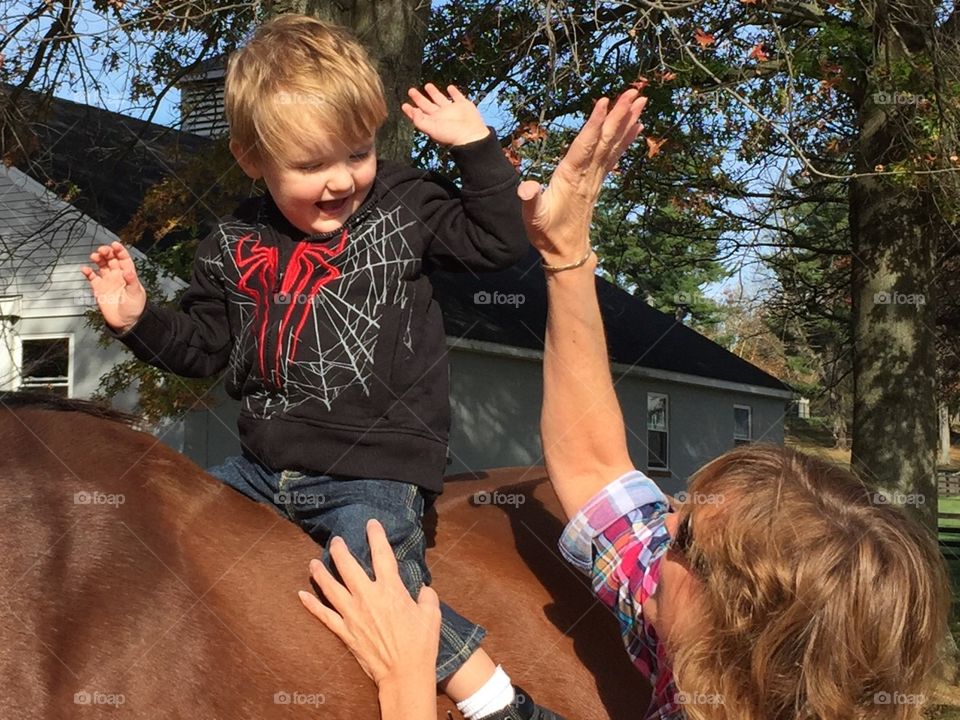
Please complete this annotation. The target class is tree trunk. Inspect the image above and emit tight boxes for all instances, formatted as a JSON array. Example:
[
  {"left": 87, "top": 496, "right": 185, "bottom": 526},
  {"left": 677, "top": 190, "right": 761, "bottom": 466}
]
[
  {"left": 264, "top": 0, "right": 430, "bottom": 162},
  {"left": 850, "top": 0, "right": 939, "bottom": 531}
]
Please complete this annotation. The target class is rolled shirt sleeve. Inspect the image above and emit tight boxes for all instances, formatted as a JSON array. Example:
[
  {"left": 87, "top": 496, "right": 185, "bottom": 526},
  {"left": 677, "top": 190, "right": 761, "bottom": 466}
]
[{"left": 558, "top": 470, "right": 685, "bottom": 720}]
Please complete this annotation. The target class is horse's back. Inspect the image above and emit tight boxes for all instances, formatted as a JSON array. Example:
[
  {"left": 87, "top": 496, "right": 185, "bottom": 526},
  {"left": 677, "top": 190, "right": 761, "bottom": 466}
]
[{"left": 0, "top": 403, "right": 642, "bottom": 719}]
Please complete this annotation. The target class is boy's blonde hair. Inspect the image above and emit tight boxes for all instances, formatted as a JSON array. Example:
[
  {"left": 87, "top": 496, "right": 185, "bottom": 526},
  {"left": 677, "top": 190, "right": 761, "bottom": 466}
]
[
  {"left": 669, "top": 445, "right": 950, "bottom": 720},
  {"left": 224, "top": 14, "right": 388, "bottom": 165}
]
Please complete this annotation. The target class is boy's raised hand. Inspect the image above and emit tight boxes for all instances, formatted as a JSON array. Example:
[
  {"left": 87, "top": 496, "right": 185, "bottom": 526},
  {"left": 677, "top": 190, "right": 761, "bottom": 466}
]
[
  {"left": 80, "top": 241, "right": 147, "bottom": 333},
  {"left": 401, "top": 83, "right": 490, "bottom": 147}
]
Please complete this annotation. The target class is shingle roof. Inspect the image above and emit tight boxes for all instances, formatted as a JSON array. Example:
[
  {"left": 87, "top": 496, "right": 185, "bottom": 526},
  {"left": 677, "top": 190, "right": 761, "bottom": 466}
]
[
  {"left": 2, "top": 85, "right": 212, "bottom": 234},
  {"left": 431, "top": 248, "right": 792, "bottom": 393}
]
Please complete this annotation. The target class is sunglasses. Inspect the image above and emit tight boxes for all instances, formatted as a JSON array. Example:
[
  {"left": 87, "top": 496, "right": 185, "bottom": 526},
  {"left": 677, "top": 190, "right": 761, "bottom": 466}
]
[
  {"left": 670, "top": 508, "right": 709, "bottom": 577},
  {"left": 673, "top": 511, "right": 694, "bottom": 553}
]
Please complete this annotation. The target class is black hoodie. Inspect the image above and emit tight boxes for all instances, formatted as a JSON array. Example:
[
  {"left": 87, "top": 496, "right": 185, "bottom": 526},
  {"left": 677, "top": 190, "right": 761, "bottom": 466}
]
[{"left": 113, "top": 131, "right": 528, "bottom": 493}]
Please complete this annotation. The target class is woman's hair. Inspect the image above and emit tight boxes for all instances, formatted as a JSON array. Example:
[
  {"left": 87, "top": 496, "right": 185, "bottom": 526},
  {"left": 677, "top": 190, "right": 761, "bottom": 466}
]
[
  {"left": 224, "top": 14, "right": 388, "bottom": 164},
  {"left": 669, "top": 444, "right": 951, "bottom": 720}
]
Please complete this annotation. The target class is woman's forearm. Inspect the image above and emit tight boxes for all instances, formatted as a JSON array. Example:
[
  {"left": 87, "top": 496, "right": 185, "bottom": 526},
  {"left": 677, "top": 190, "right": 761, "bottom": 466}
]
[
  {"left": 377, "top": 676, "right": 436, "bottom": 720},
  {"left": 541, "top": 253, "right": 634, "bottom": 519},
  {"left": 520, "top": 91, "right": 646, "bottom": 518}
]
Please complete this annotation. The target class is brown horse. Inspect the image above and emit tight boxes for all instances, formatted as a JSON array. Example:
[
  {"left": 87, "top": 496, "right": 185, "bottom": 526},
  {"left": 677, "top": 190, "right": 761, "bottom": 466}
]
[{"left": 0, "top": 394, "right": 643, "bottom": 719}]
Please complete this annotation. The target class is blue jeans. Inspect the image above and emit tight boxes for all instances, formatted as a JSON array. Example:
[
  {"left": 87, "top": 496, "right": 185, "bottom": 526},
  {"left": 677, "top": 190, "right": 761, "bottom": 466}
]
[{"left": 207, "top": 455, "right": 486, "bottom": 681}]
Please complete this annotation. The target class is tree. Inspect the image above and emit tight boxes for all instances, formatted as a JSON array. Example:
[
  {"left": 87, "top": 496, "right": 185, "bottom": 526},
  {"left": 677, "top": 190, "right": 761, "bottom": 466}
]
[
  {"left": 849, "top": 0, "right": 959, "bottom": 529},
  {"left": 764, "top": 193, "right": 854, "bottom": 449}
]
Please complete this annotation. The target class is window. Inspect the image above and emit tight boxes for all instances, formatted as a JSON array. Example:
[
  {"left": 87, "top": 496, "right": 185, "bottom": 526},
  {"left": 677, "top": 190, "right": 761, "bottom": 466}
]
[
  {"left": 20, "top": 336, "right": 71, "bottom": 396},
  {"left": 734, "top": 405, "right": 752, "bottom": 446},
  {"left": 647, "top": 393, "right": 669, "bottom": 470}
]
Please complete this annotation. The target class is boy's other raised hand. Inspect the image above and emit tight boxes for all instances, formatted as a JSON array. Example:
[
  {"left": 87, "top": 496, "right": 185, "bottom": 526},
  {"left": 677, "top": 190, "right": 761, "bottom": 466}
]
[
  {"left": 80, "top": 241, "right": 147, "bottom": 333},
  {"left": 401, "top": 83, "right": 490, "bottom": 147}
]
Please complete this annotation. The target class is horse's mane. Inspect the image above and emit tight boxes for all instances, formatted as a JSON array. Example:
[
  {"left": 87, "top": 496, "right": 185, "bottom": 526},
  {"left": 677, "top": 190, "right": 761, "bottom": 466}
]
[{"left": 0, "top": 390, "right": 140, "bottom": 426}]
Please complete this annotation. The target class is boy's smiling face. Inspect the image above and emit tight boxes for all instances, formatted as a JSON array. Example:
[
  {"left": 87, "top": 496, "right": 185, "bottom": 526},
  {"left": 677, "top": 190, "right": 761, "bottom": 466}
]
[{"left": 232, "top": 132, "right": 378, "bottom": 235}]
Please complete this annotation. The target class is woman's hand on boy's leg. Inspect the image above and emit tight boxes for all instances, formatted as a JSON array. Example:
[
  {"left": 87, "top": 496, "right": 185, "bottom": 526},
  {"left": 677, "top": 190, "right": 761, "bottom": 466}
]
[
  {"left": 401, "top": 83, "right": 490, "bottom": 147},
  {"left": 298, "top": 519, "right": 441, "bottom": 689},
  {"left": 79, "top": 240, "right": 147, "bottom": 333}
]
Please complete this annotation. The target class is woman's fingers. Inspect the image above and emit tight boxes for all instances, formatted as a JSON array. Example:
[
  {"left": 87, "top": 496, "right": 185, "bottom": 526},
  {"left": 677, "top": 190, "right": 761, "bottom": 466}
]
[
  {"left": 611, "top": 95, "right": 647, "bottom": 157},
  {"left": 604, "top": 89, "right": 640, "bottom": 134},
  {"left": 366, "top": 520, "right": 401, "bottom": 586},
  {"left": 329, "top": 536, "right": 375, "bottom": 595},
  {"left": 298, "top": 588, "right": 348, "bottom": 640},
  {"left": 565, "top": 97, "right": 608, "bottom": 162},
  {"left": 517, "top": 180, "right": 541, "bottom": 203},
  {"left": 308, "top": 555, "right": 358, "bottom": 617},
  {"left": 518, "top": 180, "right": 546, "bottom": 236}
]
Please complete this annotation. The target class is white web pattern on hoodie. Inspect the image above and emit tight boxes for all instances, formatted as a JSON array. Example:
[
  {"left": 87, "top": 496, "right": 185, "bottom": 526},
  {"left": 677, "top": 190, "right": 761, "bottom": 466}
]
[{"left": 209, "top": 205, "right": 420, "bottom": 418}]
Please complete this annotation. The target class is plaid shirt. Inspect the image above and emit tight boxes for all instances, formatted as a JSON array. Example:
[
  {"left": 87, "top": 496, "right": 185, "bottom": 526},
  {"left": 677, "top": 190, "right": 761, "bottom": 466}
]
[{"left": 559, "top": 470, "right": 685, "bottom": 720}]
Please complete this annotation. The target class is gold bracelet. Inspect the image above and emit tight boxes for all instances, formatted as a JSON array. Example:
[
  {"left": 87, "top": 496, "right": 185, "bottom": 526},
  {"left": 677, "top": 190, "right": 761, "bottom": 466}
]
[{"left": 541, "top": 247, "right": 594, "bottom": 273}]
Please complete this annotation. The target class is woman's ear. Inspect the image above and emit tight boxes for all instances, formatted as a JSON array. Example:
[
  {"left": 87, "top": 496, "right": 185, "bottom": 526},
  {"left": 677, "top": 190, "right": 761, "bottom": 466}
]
[{"left": 229, "top": 139, "right": 263, "bottom": 180}]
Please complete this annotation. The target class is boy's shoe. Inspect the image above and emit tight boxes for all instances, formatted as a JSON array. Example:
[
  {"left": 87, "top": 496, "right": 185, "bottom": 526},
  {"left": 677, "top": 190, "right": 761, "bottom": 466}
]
[{"left": 474, "top": 686, "right": 566, "bottom": 720}]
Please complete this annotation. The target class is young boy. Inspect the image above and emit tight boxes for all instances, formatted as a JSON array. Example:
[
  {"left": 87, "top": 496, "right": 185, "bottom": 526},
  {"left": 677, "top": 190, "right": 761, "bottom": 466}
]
[{"left": 81, "top": 13, "right": 561, "bottom": 720}]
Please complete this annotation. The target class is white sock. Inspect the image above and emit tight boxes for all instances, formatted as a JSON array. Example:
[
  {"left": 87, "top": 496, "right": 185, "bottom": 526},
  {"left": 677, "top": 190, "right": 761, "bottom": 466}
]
[{"left": 455, "top": 665, "right": 515, "bottom": 720}]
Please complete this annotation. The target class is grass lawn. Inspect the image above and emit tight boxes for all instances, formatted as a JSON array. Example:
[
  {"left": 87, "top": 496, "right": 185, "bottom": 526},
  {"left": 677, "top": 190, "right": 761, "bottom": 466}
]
[
  {"left": 785, "top": 421, "right": 960, "bottom": 717},
  {"left": 786, "top": 421, "right": 960, "bottom": 471}
]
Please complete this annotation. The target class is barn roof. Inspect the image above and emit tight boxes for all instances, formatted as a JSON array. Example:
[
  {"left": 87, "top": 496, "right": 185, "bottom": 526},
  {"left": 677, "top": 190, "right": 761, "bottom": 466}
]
[
  {"left": 431, "top": 248, "right": 792, "bottom": 394},
  {"left": 1, "top": 85, "right": 212, "bottom": 235}
]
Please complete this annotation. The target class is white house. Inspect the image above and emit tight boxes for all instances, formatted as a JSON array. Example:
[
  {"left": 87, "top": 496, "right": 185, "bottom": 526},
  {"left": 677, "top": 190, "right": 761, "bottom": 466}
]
[{"left": 0, "top": 164, "right": 189, "bottom": 447}]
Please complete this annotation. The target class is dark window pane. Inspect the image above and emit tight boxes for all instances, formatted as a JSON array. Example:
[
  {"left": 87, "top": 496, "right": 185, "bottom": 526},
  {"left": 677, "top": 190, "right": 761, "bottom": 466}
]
[
  {"left": 22, "top": 338, "right": 69, "bottom": 379},
  {"left": 734, "top": 406, "right": 752, "bottom": 440},
  {"left": 21, "top": 338, "right": 70, "bottom": 393},
  {"left": 648, "top": 430, "right": 668, "bottom": 469}
]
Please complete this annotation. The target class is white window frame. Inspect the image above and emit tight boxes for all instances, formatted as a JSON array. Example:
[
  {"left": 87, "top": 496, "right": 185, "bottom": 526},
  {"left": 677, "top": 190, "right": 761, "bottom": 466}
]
[
  {"left": 734, "top": 404, "right": 753, "bottom": 446},
  {"left": 647, "top": 392, "right": 669, "bottom": 470},
  {"left": 17, "top": 333, "right": 74, "bottom": 397}
]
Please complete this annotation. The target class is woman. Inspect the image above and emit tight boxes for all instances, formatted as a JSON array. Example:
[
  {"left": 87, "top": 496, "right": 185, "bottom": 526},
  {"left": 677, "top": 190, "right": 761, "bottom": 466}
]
[{"left": 299, "top": 90, "right": 951, "bottom": 720}]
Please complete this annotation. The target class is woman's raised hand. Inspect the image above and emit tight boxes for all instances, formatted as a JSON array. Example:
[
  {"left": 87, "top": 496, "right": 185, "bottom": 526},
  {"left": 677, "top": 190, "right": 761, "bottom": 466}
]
[{"left": 518, "top": 90, "right": 647, "bottom": 267}]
